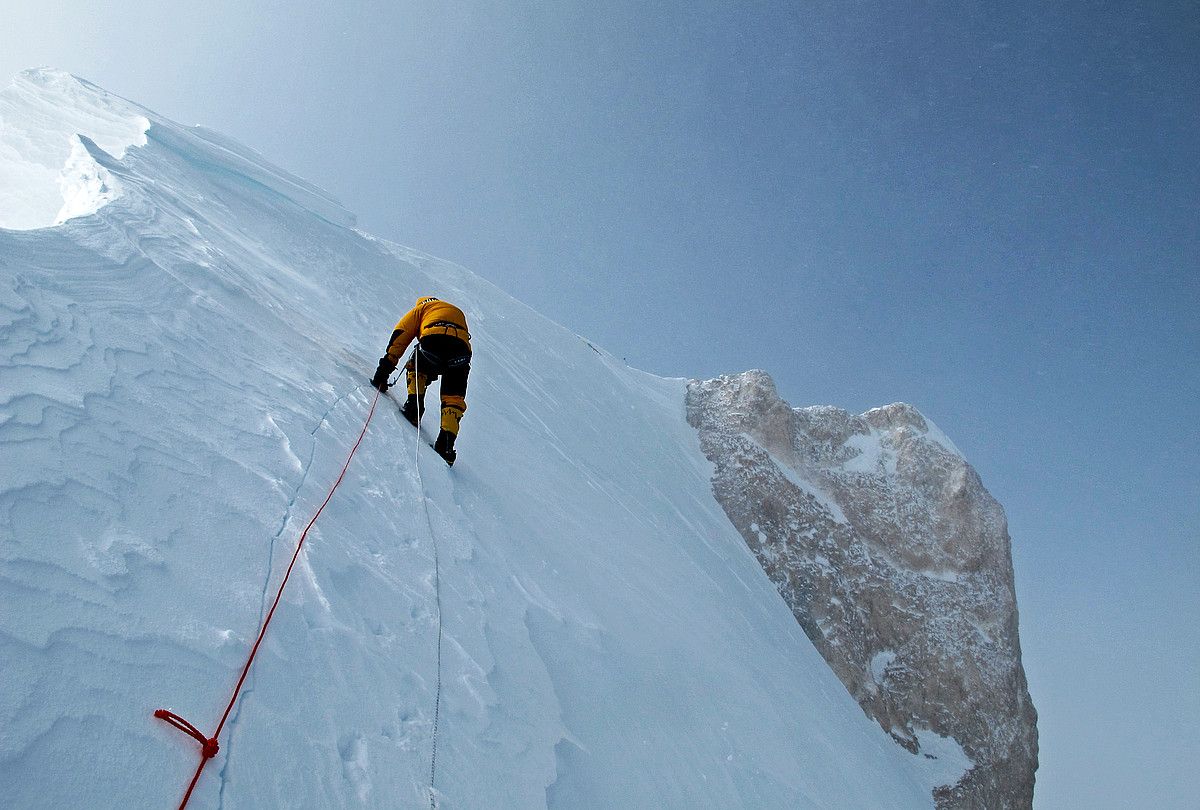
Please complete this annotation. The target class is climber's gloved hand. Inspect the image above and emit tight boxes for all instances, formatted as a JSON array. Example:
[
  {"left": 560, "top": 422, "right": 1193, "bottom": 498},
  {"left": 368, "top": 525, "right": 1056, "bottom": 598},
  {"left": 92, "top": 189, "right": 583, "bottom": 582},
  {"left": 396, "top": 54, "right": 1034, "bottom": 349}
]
[{"left": 370, "top": 357, "right": 395, "bottom": 392}]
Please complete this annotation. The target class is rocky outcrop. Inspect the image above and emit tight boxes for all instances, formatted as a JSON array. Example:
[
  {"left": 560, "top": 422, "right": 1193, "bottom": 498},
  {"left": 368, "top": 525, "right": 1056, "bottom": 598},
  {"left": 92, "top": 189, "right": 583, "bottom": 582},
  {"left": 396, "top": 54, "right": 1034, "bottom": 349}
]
[{"left": 687, "top": 371, "right": 1038, "bottom": 809}]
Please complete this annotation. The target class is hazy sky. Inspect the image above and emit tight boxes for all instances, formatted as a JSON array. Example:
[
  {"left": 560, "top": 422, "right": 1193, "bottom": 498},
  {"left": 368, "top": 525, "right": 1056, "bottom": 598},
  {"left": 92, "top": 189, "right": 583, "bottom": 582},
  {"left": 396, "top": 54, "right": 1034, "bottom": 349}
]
[{"left": 3, "top": 1, "right": 1197, "bottom": 806}]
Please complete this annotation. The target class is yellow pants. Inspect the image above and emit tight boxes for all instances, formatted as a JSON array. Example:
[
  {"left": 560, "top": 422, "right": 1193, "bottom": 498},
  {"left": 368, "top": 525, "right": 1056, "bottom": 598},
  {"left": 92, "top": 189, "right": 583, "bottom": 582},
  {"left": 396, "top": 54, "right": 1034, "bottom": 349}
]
[{"left": 405, "top": 369, "right": 466, "bottom": 435}]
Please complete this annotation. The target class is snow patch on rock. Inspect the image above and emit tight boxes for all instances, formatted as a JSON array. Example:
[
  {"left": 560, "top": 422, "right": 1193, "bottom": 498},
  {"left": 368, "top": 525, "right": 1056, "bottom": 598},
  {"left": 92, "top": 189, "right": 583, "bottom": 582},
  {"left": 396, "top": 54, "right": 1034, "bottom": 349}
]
[
  {"left": 868, "top": 649, "right": 897, "bottom": 689},
  {"left": 912, "top": 725, "right": 975, "bottom": 796}
]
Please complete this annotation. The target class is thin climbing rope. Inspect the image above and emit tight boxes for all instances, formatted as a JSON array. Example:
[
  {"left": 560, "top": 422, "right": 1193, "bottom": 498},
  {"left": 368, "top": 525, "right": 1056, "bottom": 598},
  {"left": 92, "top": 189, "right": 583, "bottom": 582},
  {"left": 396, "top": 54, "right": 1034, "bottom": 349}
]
[
  {"left": 155, "top": 386, "right": 382, "bottom": 809},
  {"left": 412, "top": 347, "right": 446, "bottom": 810}
]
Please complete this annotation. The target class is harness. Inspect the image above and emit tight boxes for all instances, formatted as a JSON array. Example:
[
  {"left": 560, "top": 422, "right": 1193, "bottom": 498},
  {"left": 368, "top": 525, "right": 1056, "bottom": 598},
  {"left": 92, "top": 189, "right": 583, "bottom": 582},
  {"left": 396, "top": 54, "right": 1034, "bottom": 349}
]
[
  {"left": 417, "top": 322, "right": 471, "bottom": 370},
  {"left": 421, "top": 320, "right": 470, "bottom": 341}
]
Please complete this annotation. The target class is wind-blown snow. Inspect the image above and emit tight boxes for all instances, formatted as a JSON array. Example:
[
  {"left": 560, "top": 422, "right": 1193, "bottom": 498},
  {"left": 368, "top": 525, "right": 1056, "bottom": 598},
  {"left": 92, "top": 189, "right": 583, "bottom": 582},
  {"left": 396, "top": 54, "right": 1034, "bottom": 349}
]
[
  {"left": 1, "top": 70, "right": 936, "bottom": 808},
  {"left": 744, "top": 431, "right": 850, "bottom": 524},
  {"left": 840, "top": 407, "right": 961, "bottom": 476}
]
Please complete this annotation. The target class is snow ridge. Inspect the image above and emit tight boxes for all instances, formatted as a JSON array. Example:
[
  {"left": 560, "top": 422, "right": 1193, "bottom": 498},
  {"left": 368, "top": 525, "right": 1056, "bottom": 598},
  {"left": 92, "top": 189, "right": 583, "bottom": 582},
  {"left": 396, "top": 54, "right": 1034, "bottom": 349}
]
[{"left": 0, "top": 69, "right": 149, "bottom": 229}]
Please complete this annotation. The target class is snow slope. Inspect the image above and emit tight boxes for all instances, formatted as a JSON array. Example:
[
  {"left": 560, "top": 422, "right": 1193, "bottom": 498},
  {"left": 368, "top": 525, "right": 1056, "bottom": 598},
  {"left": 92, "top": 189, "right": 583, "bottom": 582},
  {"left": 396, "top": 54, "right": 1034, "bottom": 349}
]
[{"left": 1, "top": 69, "right": 936, "bottom": 808}]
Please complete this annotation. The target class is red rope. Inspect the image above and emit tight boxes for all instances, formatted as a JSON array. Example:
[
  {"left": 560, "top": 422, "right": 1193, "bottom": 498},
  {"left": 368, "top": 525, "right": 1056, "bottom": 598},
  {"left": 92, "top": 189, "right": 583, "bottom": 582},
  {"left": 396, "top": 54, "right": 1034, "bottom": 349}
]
[{"left": 155, "top": 387, "right": 381, "bottom": 808}]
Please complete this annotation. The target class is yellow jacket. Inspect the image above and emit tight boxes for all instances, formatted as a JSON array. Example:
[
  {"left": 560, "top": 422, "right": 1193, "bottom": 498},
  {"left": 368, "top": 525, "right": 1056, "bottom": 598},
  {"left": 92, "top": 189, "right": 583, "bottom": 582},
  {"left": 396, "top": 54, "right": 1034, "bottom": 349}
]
[{"left": 384, "top": 297, "right": 472, "bottom": 365}]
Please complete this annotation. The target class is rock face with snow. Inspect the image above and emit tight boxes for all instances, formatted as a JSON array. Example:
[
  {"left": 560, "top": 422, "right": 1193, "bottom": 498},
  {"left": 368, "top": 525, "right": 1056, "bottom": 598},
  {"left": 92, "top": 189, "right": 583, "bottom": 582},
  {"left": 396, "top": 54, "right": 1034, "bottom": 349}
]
[{"left": 687, "top": 370, "right": 1038, "bottom": 809}]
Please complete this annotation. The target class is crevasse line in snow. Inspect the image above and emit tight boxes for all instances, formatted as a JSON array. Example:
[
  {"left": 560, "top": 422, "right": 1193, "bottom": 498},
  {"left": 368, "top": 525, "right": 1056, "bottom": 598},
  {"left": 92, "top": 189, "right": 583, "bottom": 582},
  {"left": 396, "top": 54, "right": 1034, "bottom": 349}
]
[{"left": 215, "top": 383, "right": 367, "bottom": 808}]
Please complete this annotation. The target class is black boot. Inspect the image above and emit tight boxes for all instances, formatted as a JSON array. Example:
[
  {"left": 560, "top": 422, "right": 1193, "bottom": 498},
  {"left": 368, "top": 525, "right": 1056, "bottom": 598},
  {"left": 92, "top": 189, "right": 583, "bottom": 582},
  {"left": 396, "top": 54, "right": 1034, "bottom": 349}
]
[
  {"left": 433, "top": 430, "right": 457, "bottom": 466},
  {"left": 400, "top": 394, "right": 425, "bottom": 427}
]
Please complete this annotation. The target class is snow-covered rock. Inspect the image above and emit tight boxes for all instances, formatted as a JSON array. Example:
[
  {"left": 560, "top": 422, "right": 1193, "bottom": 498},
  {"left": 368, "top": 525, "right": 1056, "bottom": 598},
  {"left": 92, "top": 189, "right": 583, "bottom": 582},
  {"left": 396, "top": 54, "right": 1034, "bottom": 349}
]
[
  {"left": 0, "top": 70, "right": 947, "bottom": 808},
  {"left": 687, "top": 370, "right": 1038, "bottom": 808}
]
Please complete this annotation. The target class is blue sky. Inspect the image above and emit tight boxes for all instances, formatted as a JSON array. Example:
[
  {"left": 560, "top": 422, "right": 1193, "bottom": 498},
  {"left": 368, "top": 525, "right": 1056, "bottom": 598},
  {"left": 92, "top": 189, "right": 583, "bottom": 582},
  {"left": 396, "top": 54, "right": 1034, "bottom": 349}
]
[{"left": 3, "top": 2, "right": 1197, "bottom": 806}]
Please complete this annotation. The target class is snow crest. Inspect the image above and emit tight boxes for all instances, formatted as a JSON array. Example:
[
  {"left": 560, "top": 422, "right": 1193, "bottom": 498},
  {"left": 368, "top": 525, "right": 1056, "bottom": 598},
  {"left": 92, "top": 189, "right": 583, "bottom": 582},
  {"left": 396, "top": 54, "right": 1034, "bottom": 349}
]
[{"left": 0, "top": 69, "right": 149, "bottom": 229}]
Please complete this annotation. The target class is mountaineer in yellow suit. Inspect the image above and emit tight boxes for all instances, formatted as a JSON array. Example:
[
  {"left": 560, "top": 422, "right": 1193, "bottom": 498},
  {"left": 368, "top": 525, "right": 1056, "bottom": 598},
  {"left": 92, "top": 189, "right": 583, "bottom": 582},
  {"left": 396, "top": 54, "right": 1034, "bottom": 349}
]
[{"left": 371, "top": 297, "right": 471, "bottom": 465}]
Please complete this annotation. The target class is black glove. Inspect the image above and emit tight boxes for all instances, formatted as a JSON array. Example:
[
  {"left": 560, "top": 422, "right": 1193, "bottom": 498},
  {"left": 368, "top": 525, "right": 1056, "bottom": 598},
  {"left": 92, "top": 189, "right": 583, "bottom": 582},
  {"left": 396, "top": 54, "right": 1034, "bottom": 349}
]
[
  {"left": 434, "top": 429, "right": 457, "bottom": 466},
  {"left": 370, "top": 358, "right": 395, "bottom": 392}
]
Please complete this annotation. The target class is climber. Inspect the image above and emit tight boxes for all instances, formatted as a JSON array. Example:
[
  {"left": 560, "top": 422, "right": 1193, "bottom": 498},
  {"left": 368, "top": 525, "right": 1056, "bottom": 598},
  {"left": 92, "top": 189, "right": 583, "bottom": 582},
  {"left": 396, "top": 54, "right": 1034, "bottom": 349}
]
[{"left": 370, "top": 296, "right": 471, "bottom": 466}]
